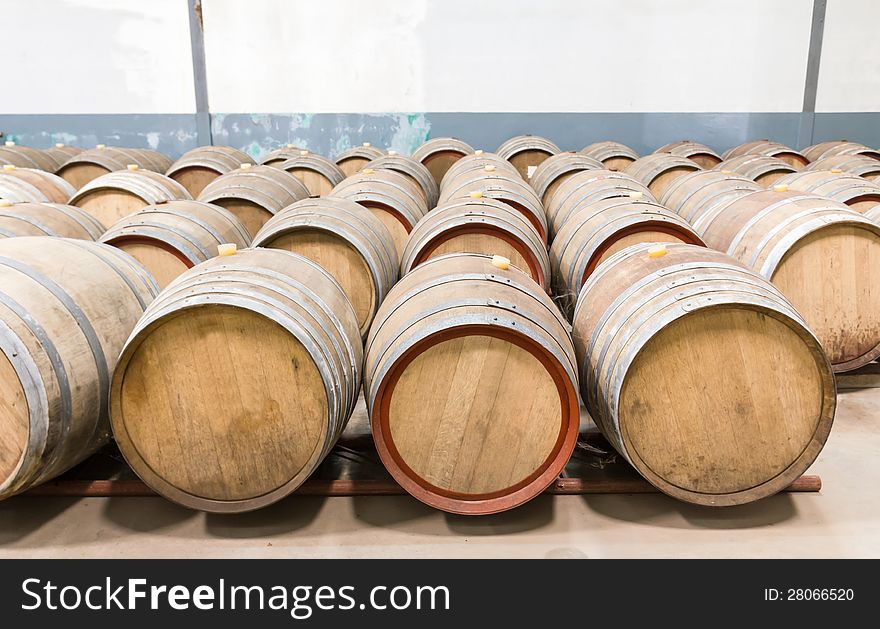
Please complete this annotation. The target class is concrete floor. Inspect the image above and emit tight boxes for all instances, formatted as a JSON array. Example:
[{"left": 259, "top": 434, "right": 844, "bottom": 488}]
[{"left": 1, "top": 387, "right": 878, "bottom": 559}]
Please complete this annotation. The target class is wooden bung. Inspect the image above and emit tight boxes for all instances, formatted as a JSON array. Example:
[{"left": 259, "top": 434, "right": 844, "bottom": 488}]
[
  {"left": 496, "top": 135, "right": 561, "bottom": 180},
  {"left": 400, "top": 197, "right": 551, "bottom": 289},
  {"left": 694, "top": 189, "right": 880, "bottom": 372},
  {"left": 659, "top": 169, "right": 762, "bottom": 224},
  {"left": 580, "top": 141, "right": 639, "bottom": 171},
  {"left": 110, "top": 248, "right": 362, "bottom": 513},
  {"left": 721, "top": 140, "right": 808, "bottom": 169},
  {"left": 330, "top": 169, "right": 428, "bottom": 257},
  {"left": 623, "top": 153, "right": 702, "bottom": 199},
  {"left": 545, "top": 169, "right": 655, "bottom": 238},
  {"left": 654, "top": 140, "right": 722, "bottom": 169},
  {"left": 0, "top": 237, "right": 160, "bottom": 500},
  {"left": 365, "top": 154, "right": 439, "bottom": 209},
  {"left": 0, "top": 202, "right": 104, "bottom": 240},
  {"left": 166, "top": 146, "right": 255, "bottom": 197},
  {"left": 410, "top": 137, "right": 475, "bottom": 185},
  {"left": 99, "top": 200, "right": 252, "bottom": 288},
  {"left": 550, "top": 198, "right": 705, "bottom": 316},
  {"left": 364, "top": 253, "right": 579, "bottom": 515},
  {"left": 774, "top": 170, "right": 880, "bottom": 212},
  {"left": 572, "top": 243, "right": 835, "bottom": 506},
  {"left": 713, "top": 155, "right": 797, "bottom": 186},
  {"left": 69, "top": 170, "right": 193, "bottom": 229},
  {"left": 278, "top": 153, "right": 346, "bottom": 197},
  {"left": 529, "top": 152, "right": 604, "bottom": 206},
  {"left": 252, "top": 197, "right": 399, "bottom": 337},
  {"left": 196, "top": 165, "right": 310, "bottom": 239},
  {"left": 57, "top": 147, "right": 172, "bottom": 189},
  {"left": 333, "top": 144, "right": 386, "bottom": 177}
]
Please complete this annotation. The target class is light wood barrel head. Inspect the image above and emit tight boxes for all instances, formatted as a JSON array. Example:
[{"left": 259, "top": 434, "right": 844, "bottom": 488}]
[
  {"left": 112, "top": 241, "right": 190, "bottom": 289},
  {"left": 113, "top": 304, "right": 329, "bottom": 511},
  {"left": 209, "top": 199, "right": 272, "bottom": 240},
  {"left": 261, "top": 229, "right": 377, "bottom": 336},
  {"left": 619, "top": 306, "right": 829, "bottom": 502},
  {"left": 170, "top": 167, "right": 218, "bottom": 198},
  {"left": 411, "top": 138, "right": 475, "bottom": 184},
  {"left": 373, "top": 327, "right": 578, "bottom": 515},
  {"left": 74, "top": 191, "right": 150, "bottom": 228},
  {"left": 0, "top": 350, "right": 27, "bottom": 484},
  {"left": 287, "top": 169, "right": 336, "bottom": 197},
  {"left": 59, "top": 163, "right": 111, "bottom": 190},
  {"left": 771, "top": 224, "right": 880, "bottom": 370}
]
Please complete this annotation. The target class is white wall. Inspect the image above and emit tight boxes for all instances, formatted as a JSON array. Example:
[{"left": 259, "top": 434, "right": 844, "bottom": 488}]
[
  {"left": 0, "top": 0, "right": 195, "bottom": 114},
  {"left": 816, "top": 0, "right": 880, "bottom": 112},
  {"left": 202, "top": 0, "right": 814, "bottom": 113}
]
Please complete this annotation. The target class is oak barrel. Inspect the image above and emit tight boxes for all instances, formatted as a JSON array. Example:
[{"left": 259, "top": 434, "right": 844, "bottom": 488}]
[
  {"left": 806, "top": 155, "right": 880, "bottom": 180},
  {"left": 196, "top": 164, "right": 310, "bottom": 239},
  {"left": 410, "top": 137, "right": 474, "bottom": 185},
  {"left": 330, "top": 168, "right": 428, "bottom": 256},
  {"left": 43, "top": 143, "right": 82, "bottom": 164},
  {"left": 654, "top": 141, "right": 722, "bottom": 168},
  {"left": 439, "top": 152, "right": 520, "bottom": 189},
  {"left": 659, "top": 170, "right": 762, "bottom": 223},
  {"left": 550, "top": 198, "right": 704, "bottom": 315},
  {"left": 0, "top": 165, "right": 76, "bottom": 203},
  {"left": 364, "top": 252, "right": 579, "bottom": 515},
  {"left": 334, "top": 143, "right": 386, "bottom": 176},
  {"left": 278, "top": 151, "right": 346, "bottom": 197},
  {"left": 0, "top": 237, "right": 159, "bottom": 499},
  {"left": 695, "top": 189, "right": 880, "bottom": 371},
  {"left": 721, "top": 140, "right": 808, "bottom": 169},
  {"left": 495, "top": 135, "right": 560, "bottom": 180},
  {"left": 259, "top": 144, "right": 306, "bottom": 168},
  {"left": 0, "top": 143, "right": 60, "bottom": 171},
  {"left": 714, "top": 155, "right": 797, "bottom": 186},
  {"left": 99, "top": 200, "right": 252, "bottom": 288},
  {"left": 580, "top": 141, "right": 639, "bottom": 171},
  {"left": 803, "top": 141, "right": 880, "bottom": 163},
  {"left": 57, "top": 147, "right": 172, "bottom": 189},
  {"left": 572, "top": 243, "right": 835, "bottom": 506},
  {"left": 110, "top": 248, "right": 362, "bottom": 513},
  {"left": 166, "top": 146, "right": 255, "bottom": 197},
  {"left": 69, "top": 167, "right": 193, "bottom": 229},
  {"left": 400, "top": 197, "right": 551, "bottom": 289},
  {"left": 774, "top": 170, "right": 880, "bottom": 212},
  {"left": 252, "top": 197, "right": 399, "bottom": 336},
  {"left": 624, "top": 153, "right": 702, "bottom": 199},
  {"left": 529, "top": 152, "right": 604, "bottom": 205},
  {"left": 0, "top": 172, "right": 51, "bottom": 203},
  {"left": 0, "top": 202, "right": 104, "bottom": 240},
  {"left": 366, "top": 154, "right": 439, "bottom": 209}
]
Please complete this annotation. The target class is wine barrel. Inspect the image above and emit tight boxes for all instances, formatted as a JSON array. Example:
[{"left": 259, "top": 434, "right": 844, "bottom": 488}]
[
  {"left": 0, "top": 165, "right": 76, "bottom": 203},
  {"left": 580, "top": 141, "right": 639, "bottom": 171},
  {"left": 56, "top": 146, "right": 172, "bottom": 189},
  {"left": 496, "top": 135, "right": 560, "bottom": 180},
  {"left": 654, "top": 141, "right": 722, "bottom": 168},
  {"left": 364, "top": 253, "right": 579, "bottom": 515},
  {"left": 806, "top": 155, "right": 880, "bottom": 180},
  {"left": 69, "top": 166, "right": 193, "bottom": 229},
  {"left": 438, "top": 171, "right": 547, "bottom": 242},
  {"left": 0, "top": 237, "right": 159, "bottom": 499},
  {"left": 366, "top": 154, "right": 439, "bottom": 208},
  {"left": 863, "top": 205, "right": 880, "bottom": 224},
  {"left": 43, "top": 143, "right": 82, "bottom": 165},
  {"left": 196, "top": 164, "right": 310, "bottom": 239},
  {"left": 0, "top": 172, "right": 50, "bottom": 203},
  {"left": 99, "top": 200, "right": 252, "bottom": 288},
  {"left": 110, "top": 248, "right": 362, "bottom": 513},
  {"left": 252, "top": 197, "right": 398, "bottom": 336},
  {"left": 259, "top": 144, "right": 306, "bottom": 168},
  {"left": 571, "top": 243, "right": 835, "bottom": 506},
  {"left": 722, "top": 140, "right": 808, "bottom": 169},
  {"left": 545, "top": 169, "right": 655, "bottom": 238},
  {"left": 659, "top": 170, "right": 763, "bottom": 223},
  {"left": 695, "top": 189, "right": 880, "bottom": 372},
  {"left": 774, "top": 170, "right": 880, "bottom": 212},
  {"left": 400, "top": 197, "right": 551, "bottom": 289},
  {"left": 0, "top": 201, "right": 104, "bottom": 240},
  {"left": 714, "top": 155, "right": 797, "bottom": 186},
  {"left": 529, "top": 152, "right": 604, "bottom": 205},
  {"left": 0, "top": 142, "right": 59, "bottom": 171},
  {"left": 410, "top": 137, "right": 474, "bottom": 185},
  {"left": 803, "top": 140, "right": 880, "bottom": 162},
  {"left": 624, "top": 154, "right": 701, "bottom": 199},
  {"left": 439, "top": 152, "right": 520, "bottom": 189},
  {"left": 278, "top": 151, "right": 346, "bottom": 197},
  {"left": 166, "top": 146, "right": 255, "bottom": 197},
  {"left": 330, "top": 168, "right": 428, "bottom": 256},
  {"left": 334, "top": 143, "right": 386, "bottom": 176},
  {"left": 550, "top": 199, "right": 705, "bottom": 315}
]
